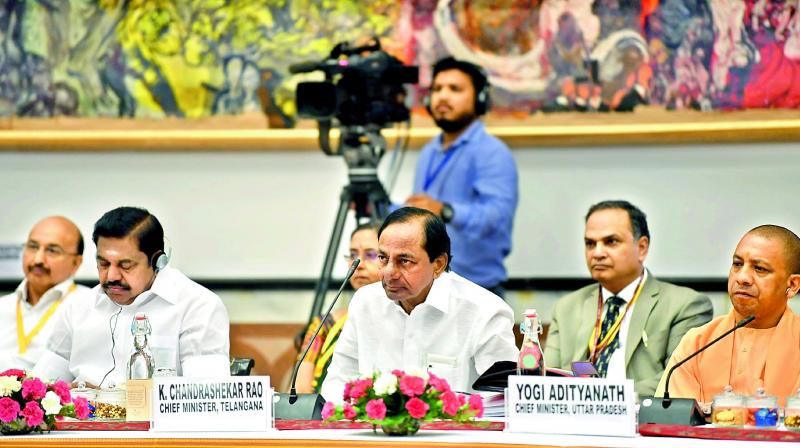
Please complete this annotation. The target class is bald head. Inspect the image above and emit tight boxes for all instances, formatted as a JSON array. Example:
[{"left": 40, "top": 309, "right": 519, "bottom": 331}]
[
  {"left": 23, "top": 216, "right": 84, "bottom": 302},
  {"left": 746, "top": 225, "right": 800, "bottom": 274}
]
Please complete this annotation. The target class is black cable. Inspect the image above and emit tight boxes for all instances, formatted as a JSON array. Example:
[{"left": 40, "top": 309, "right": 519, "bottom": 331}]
[{"left": 98, "top": 306, "right": 123, "bottom": 388}]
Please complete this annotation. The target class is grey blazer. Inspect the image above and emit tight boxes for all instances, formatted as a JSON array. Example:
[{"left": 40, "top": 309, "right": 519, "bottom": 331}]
[{"left": 544, "top": 273, "right": 713, "bottom": 397}]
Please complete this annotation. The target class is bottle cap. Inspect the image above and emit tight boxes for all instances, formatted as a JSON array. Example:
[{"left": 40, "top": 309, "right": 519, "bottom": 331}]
[{"left": 523, "top": 309, "right": 538, "bottom": 318}]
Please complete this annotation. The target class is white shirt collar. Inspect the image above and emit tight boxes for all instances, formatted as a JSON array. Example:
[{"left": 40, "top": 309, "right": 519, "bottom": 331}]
[
  {"left": 390, "top": 271, "right": 452, "bottom": 315},
  {"left": 425, "top": 272, "right": 451, "bottom": 314},
  {"left": 600, "top": 269, "right": 648, "bottom": 304},
  {"left": 16, "top": 277, "right": 76, "bottom": 309}
]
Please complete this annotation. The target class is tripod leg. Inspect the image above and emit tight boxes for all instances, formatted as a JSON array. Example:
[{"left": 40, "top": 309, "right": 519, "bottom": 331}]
[
  {"left": 309, "top": 186, "right": 352, "bottom": 321},
  {"left": 367, "top": 184, "right": 391, "bottom": 222}
]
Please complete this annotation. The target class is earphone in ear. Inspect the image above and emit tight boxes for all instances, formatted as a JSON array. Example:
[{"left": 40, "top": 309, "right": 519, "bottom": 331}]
[
  {"left": 151, "top": 250, "right": 168, "bottom": 272},
  {"left": 150, "top": 238, "right": 172, "bottom": 273}
]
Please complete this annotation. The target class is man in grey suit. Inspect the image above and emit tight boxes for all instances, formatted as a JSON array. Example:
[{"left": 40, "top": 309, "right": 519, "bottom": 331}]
[{"left": 545, "top": 200, "right": 713, "bottom": 397}]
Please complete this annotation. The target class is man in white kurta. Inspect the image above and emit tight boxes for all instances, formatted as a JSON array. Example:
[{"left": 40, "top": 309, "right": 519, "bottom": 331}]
[
  {"left": 0, "top": 216, "right": 91, "bottom": 371},
  {"left": 35, "top": 266, "right": 230, "bottom": 387},
  {"left": 33, "top": 207, "right": 230, "bottom": 386},
  {"left": 321, "top": 207, "right": 518, "bottom": 403}
]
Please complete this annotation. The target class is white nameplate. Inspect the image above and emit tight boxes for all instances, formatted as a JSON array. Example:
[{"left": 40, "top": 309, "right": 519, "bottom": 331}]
[
  {"left": 151, "top": 376, "right": 273, "bottom": 432},
  {"left": 507, "top": 375, "right": 636, "bottom": 437}
]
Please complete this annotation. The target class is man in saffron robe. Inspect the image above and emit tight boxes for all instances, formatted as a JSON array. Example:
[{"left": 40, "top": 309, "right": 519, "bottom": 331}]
[{"left": 657, "top": 225, "right": 800, "bottom": 405}]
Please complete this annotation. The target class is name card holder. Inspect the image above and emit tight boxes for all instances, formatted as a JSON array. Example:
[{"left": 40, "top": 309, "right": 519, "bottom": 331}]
[
  {"left": 506, "top": 375, "right": 636, "bottom": 437},
  {"left": 151, "top": 376, "right": 273, "bottom": 432}
]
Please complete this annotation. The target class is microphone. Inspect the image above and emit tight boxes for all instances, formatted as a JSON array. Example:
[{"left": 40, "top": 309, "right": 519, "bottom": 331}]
[
  {"left": 275, "top": 258, "right": 361, "bottom": 420},
  {"left": 639, "top": 314, "right": 755, "bottom": 426},
  {"left": 662, "top": 314, "right": 755, "bottom": 407}
]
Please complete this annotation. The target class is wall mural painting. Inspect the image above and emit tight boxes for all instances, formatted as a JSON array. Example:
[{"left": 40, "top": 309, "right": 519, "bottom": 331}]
[{"left": 0, "top": 0, "right": 797, "bottom": 125}]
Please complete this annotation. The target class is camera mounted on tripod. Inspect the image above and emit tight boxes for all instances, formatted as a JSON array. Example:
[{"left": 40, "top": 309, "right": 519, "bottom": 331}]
[{"left": 290, "top": 39, "right": 418, "bottom": 167}]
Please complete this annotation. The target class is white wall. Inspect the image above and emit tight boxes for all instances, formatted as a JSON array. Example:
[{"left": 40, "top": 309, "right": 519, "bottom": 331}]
[{"left": 1, "top": 142, "right": 797, "bottom": 281}]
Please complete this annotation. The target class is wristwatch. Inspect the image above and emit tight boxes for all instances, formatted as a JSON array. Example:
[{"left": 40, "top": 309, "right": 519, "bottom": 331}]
[{"left": 440, "top": 202, "right": 454, "bottom": 223}]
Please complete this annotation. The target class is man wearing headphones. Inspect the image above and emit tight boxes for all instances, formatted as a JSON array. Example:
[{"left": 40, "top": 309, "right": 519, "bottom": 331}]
[
  {"left": 405, "top": 57, "right": 518, "bottom": 298},
  {"left": 34, "top": 206, "right": 230, "bottom": 387}
]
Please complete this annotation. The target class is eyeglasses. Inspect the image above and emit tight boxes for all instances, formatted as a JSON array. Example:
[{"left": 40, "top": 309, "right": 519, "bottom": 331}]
[
  {"left": 23, "top": 242, "right": 78, "bottom": 259},
  {"left": 343, "top": 250, "right": 379, "bottom": 263}
]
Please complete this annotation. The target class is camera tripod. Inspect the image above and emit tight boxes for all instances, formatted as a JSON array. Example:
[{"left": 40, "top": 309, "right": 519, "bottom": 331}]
[{"left": 307, "top": 130, "right": 392, "bottom": 320}]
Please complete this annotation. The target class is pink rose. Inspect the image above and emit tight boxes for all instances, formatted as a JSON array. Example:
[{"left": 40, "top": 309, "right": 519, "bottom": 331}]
[
  {"left": 391, "top": 369, "right": 405, "bottom": 377},
  {"left": 321, "top": 401, "right": 337, "bottom": 420},
  {"left": 0, "top": 397, "right": 20, "bottom": 423},
  {"left": 0, "top": 369, "right": 25, "bottom": 378},
  {"left": 457, "top": 393, "right": 467, "bottom": 406},
  {"left": 349, "top": 378, "right": 373, "bottom": 400},
  {"left": 428, "top": 373, "right": 451, "bottom": 393},
  {"left": 51, "top": 380, "right": 71, "bottom": 405},
  {"left": 405, "top": 397, "right": 429, "bottom": 419},
  {"left": 468, "top": 394, "right": 484, "bottom": 418},
  {"left": 441, "top": 391, "right": 460, "bottom": 416},
  {"left": 342, "top": 403, "right": 357, "bottom": 420},
  {"left": 21, "top": 401, "right": 44, "bottom": 427},
  {"left": 21, "top": 378, "right": 47, "bottom": 400},
  {"left": 343, "top": 382, "right": 352, "bottom": 401},
  {"left": 399, "top": 375, "right": 425, "bottom": 397},
  {"left": 365, "top": 398, "right": 387, "bottom": 420},
  {"left": 73, "top": 396, "right": 90, "bottom": 420}
]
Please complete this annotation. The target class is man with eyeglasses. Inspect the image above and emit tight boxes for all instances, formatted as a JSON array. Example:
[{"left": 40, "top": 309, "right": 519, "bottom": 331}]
[{"left": 0, "top": 216, "right": 90, "bottom": 371}]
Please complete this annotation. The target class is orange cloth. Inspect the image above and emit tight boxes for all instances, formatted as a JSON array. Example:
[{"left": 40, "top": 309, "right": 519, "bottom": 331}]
[{"left": 657, "top": 307, "right": 800, "bottom": 405}]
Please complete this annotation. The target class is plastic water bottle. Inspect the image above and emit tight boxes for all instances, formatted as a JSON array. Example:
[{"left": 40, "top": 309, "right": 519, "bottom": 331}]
[
  {"left": 127, "top": 313, "right": 155, "bottom": 379},
  {"left": 517, "top": 309, "right": 546, "bottom": 376}
]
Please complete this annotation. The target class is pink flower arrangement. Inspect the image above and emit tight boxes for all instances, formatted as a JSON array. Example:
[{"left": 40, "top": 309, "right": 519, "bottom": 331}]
[
  {"left": 0, "top": 369, "right": 89, "bottom": 435},
  {"left": 323, "top": 370, "right": 484, "bottom": 435}
]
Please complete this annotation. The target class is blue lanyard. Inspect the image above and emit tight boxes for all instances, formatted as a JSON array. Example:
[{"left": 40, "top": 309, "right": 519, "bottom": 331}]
[{"left": 423, "top": 146, "right": 458, "bottom": 191}]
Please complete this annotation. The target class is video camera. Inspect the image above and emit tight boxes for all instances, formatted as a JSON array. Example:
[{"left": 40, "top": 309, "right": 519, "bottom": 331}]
[{"left": 290, "top": 40, "right": 418, "bottom": 130}]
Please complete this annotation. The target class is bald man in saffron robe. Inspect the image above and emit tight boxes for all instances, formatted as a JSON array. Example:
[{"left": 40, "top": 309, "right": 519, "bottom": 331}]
[{"left": 656, "top": 225, "right": 800, "bottom": 405}]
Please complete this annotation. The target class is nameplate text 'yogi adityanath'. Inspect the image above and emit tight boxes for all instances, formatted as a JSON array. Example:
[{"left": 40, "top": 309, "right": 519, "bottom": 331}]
[
  {"left": 507, "top": 376, "right": 636, "bottom": 437},
  {"left": 151, "top": 376, "right": 273, "bottom": 432}
]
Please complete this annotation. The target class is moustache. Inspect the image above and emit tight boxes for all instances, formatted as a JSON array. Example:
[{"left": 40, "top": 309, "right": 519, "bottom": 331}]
[
  {"left": 103, "top": 280, "right": 130, "bottom": 290},
  {"left": 28, "top": 263, "right": 49, "bottom": 274}
]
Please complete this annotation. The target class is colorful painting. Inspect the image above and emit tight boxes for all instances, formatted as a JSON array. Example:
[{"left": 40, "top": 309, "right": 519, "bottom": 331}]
[{"left": 0, "top": 0, "right": 797, "bottom": 124}]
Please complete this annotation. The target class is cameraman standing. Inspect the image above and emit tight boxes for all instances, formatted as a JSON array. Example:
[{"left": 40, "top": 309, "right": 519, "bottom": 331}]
[{"left": 405, "top": 57, "right": 518, "bottom": 298}]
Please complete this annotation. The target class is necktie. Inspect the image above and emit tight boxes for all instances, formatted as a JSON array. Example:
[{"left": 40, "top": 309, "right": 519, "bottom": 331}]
[{"left": 594, "top": 296, "right": 626, "bottom": 377}]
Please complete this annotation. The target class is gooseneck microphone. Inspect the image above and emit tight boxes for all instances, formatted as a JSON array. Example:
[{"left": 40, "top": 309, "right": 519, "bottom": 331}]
[
  {"left": 662, "top": 314, "right": 755, "bottom": 408},
  {"left": 275, "top": 259, "right": 360, "bottom": 420}
]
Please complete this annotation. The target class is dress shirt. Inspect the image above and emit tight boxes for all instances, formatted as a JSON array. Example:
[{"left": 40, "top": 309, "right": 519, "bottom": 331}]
[
  {"left": 413, "top": 120, "right": 518, "bottom": 289},
  {"left": 321, "top": 271, "right": 519, "bottom": 403},
  {"left": 33, "top": 266, "right": 230, "bottom": 386},
  {"left": 0, "top": 278, "right": 91, "bottom": 371},
  {"left": 657, "top": 307, "right": 800, "bottom": 406},
  {"left": 600, "top": 270, "right": 646, "bottom": 381}
]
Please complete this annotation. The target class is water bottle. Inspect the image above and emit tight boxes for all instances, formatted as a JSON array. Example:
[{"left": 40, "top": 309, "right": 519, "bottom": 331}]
[
  {"left": 127, "top": 313, "right": 155, "bottom": 379},
  {"left": 517, "top": 309, "right": 546, "bottom": 376}
]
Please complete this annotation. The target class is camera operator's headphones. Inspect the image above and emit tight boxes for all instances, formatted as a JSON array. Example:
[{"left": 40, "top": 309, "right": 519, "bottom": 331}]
[{"left": 425, "top": 58, "right": 491, "bottom": 116}]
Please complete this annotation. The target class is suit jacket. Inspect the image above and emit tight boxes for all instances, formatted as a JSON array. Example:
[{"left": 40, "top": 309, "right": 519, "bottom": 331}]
[{"left": 544, "top": 273, "right": 713, "bottom": 397}]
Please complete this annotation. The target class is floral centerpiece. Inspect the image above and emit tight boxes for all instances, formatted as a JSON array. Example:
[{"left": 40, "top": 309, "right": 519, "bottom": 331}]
[
  {"left": 322, "top": 369, "right": 484, "bottom": 436},
  {"left": 0, "top": 369, "right": 90, "bottom": 435}
]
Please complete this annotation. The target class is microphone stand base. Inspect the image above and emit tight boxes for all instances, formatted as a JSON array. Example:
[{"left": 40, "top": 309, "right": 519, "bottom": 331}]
[
  {"left": 274, "top": 393, "right": 326, "bottom": 420},
  {"left": 639, "top": 397, "right": 706, "bottom": 426}
]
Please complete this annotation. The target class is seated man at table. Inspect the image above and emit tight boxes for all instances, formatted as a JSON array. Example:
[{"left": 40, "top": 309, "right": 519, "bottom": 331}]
[
  {"left": 34, "top": 206, "right": 230, "bottom": 387},
  {"left": 320, "top": 207, "right": 519, "bottom": 403},
  {"left": 656, "top": 225, "right": 800, "bottom": 404},
  {"left": 0, "top": 216, "right": 91, "bottom": 371},
  {"left": 545, "top": 200, "right": 713, "bottom": 397}
]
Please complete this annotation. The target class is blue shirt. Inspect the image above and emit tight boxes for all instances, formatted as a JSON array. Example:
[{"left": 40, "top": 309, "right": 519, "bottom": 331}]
[{"left": 413, "top": 120, "right": 518, "bottom": 288}]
